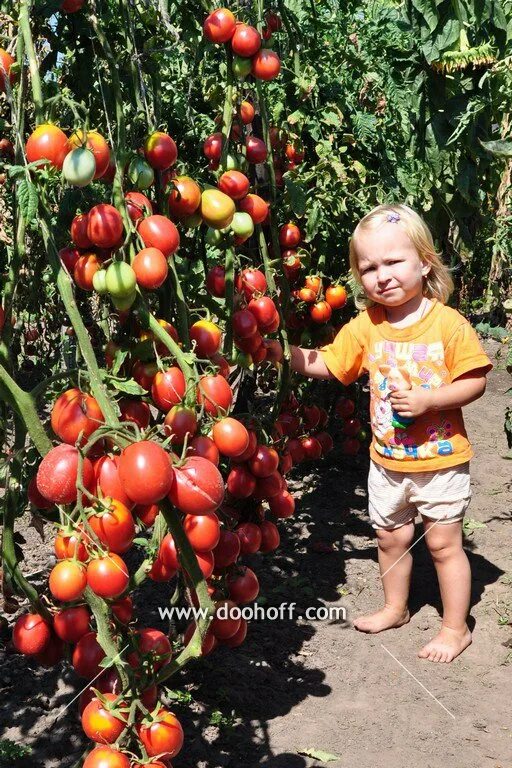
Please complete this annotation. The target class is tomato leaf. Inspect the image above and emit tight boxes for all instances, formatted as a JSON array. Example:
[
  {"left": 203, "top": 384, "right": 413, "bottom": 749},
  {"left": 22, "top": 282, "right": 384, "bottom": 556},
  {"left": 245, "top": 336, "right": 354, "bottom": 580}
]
[
  {"left": 17, "top": 178, "right": 39, "bottom": 226},
  {"left": 111, "top": 348, "right": 129, "bottom": 377},
  {"left": 479, "top": 139, "right": 512, "bottom": 158},
  {"left": 106, "top": 377, "right": 147, "bottom": 396},
  {"left": 298, "top": 748, "right": 340, "bottom": 762},
  {"left": 284, "top": 177, "right": 307, "bottom": 217}
]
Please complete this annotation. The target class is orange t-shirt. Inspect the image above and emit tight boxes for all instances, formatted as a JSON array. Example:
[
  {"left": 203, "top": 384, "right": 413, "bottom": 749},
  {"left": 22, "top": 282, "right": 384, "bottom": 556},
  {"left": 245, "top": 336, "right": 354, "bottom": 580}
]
[{"left": 321, "top": 299, "right": 493, "bottom": 473}]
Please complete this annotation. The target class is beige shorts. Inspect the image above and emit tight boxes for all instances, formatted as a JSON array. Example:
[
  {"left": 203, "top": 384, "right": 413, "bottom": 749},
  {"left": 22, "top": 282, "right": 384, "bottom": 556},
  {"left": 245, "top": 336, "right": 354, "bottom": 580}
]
[{"left": 367, "top": 460, "right": 471, "bottom": 530}]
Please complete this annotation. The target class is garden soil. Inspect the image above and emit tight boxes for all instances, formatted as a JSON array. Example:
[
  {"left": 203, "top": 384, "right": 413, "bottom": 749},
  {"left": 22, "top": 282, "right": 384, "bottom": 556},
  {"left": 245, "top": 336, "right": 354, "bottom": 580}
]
[{"left": 1, "top": 339, "right": 511, "bottom": 768}]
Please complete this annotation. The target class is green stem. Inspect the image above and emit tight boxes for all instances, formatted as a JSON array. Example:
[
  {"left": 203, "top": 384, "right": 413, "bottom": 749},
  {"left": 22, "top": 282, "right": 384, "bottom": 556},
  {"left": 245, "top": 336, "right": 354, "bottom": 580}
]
[
  {"left": 85, "top": 587, "right": 130, "bottom": 689},
  {"left": 168, "top": 260, "right": 191, "bottom": 350},
  {"left": 222, "top": 246, "right": 235, "bottom": 360},
  {"left": 0, "top": 365, "right": 52, "bottom": 456},
  {"left": 19, "top": 0, "right": 44, "bottom": 123},
  {"left": 220, "top": 48, "right": 234, "bottom": 170}
]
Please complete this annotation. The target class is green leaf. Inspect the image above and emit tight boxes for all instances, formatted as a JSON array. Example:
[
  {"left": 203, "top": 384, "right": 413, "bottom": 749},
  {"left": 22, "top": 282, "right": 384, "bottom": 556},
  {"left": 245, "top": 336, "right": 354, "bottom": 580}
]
[
  {"left": 479, "top": 139, "right": 512, "bottom": 158},
  {"left": 108, "top": 378, "right": 147, "bottom": 396},
  {"left": 284, "top": 177, "right": 307, "bottom": 217},
  {"left": 462, "top": 518, "right": 486, "bottom": 535},
  {"left": 111, "top": 348, "right": 129, "bottom": 377},
  {"left": 298, "top": 748, "right": 340, "bottom": 762},
  {"left": 411, "top": 0, "right": 439, "bottom": 32},
  {"left": 305, "top": 201, "right": 322, "bottom": 241},
  {"left": 17, "top": 178, "right": 39, "bottom": 225}
]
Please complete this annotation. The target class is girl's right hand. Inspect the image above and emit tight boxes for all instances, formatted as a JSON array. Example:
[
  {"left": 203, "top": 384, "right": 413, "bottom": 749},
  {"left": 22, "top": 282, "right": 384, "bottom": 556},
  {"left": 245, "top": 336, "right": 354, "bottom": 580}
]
[{"left": 290, "top": 345, "right": 334, "bottom": 379}]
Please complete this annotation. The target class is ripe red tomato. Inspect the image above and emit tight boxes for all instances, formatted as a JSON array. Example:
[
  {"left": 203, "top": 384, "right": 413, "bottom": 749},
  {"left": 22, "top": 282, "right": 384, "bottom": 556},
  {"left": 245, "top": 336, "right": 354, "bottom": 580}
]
[
  {"left": 220, "top": 616, "right": 248, "bottom": 647},
  {"left": 203, "top": 132, "right": 223, "bottom": 162},
  {"left": 118, "top": 441, "right": 174, "bottom": 504},
  {"left": 168, "top": 176, "right": 201, "bottom": 218},
  {"left": 168, "top": 456, "right": 224, "bottom": 515},
  {"left": 49, "top": 559, "right": 87, "bottom": 602},
  {"left": 148, "top": 555, "right": 176, "bottom": 583},
  {"left": 36, "top": 444, "right": 94, "bottom": 504},
  {"left": 60, "top": 0, "right": 85, "bottom": 10},
  {"left": 87, "top": 498, "right": 135, "bottom": 554},
  {"left": 118, "top": 398, "right": 151, "bottom": 429},
  {"left": 72, "top": 631, "right": 106, "bottom": 678},
  {"left": 188, "top": 435, "right": 220, "bottom": 465},
  {"left": 68, "top": 129, "right": 110, "bottom": 178},
  {"left": 335, "top": 397, "right": 355, "bottom": 418},
  {"left": 87, "top": 204, "right": 124, "bottom": 249},
  {"left": 134, "top": 503, "right": 160, "bottom": 527},
  {"left": 54, "top": 605, "right": 90, "bottom": 643},
  {"left": 25, "top": 124, "right": 69, "bottom": 169},
  {"left": 83, "top": 747, "right": 130, "bottom": 768},
  {"left": 74, "top": 253, "right": 102, "bottom": 291},
  {"left": 310, "top": 300, "right": 332, "bottom": 323},
  {"left": 247, "top": 296, "right": 277, "bottom": 329},
  {"left": 341, "top": 437, "right": 360, "bottom": 455},
  {"left": 212, "top": 417, "right": 249, "bottom": 458},
  {"left": 231, "top": 428, "right": 258, "bottom": 463},
  {"left": 316, "top": 431, "right": 334, "bottom": 455},
  {"left": 206, "top": 265, "right": 226, "bottom": 297},
  {"left": 248, "top": 445, "right": 279, "bottom": 478},
  {"left": 132, "top": 247, "right": 168, "bottom": 290},
  {"left": 160, "top": 533, "right": 180, "bottom": 570},
  {"left": 213, "top": 529, "right": 240, "bottom": 568},
  {"left": 259, "top": 520, "right": 280, "bottom": 552},
  {"left": 128, "top": 627, "right": 172, "bottom": 671},
  {"left": 191, "top": 550, "right": 215, "bottom": 579},
  {"left": 82, "top": 692, "right": 127, "bottom": 744},
  {"left": 231, "top": 23, "right": 261, "bottom": 57},
  {"left": 138, "top": 215, "right": 179, "bottom": 257},
  {"left": 302, "top": 404, "right": 320, "bottom": 429},
  {"left": 190, "top": 319, "right": 222, "bottom": 357},
  {"left": 279, "top": 222, "right": 301, "bottom": 248},
  {"left": 51, "top": 388, "right": 104, "bottom": 445},
  {"left": 163, "top": 405, "right": 198, "bottom": 443},
  {"left": 59, "top": 246, "right": 81, "bottom": 273},
  {"left": 251, "top": 49, "right": 281, "bottom": 80},
  {"left": 239, "top": 100, "right": 255, "bottom": 124},
  {"left": 246, "top": 136, "right": 267, "bottom": 164},
  {"left": 27, "top": 474, "right": 53, "bottom": 510},
  {"left": 203, "top": 7, "right": 236, "bottom": 43},
  {"left": 287, "top": 437, "right": 305, "bottom": 463},
  {"left": 226, "top": 464, "right": 256, "bottom": 498},
  {"left": 235, "top": 522, "right": 262, "bottom": 554},
  {"left": 54, "top": 528, "right": 88, "bottom": 561},
  {"left": 325, "top": 284, "right": 348, "bottom": 309},
  {"left": 197, "top": 374, "right": 233, "bottom": 416},
  {"left": 301, "top": 435, "right": 323, "bottom": 459},
  {"left": 111, "top": 596, "right": 133, "bottom": 624},
  {"left": 342, "top": 417, "right": 362, "bottom": 437},
  {"left": 227, "top": 566, "right": 259, "bottom": 603},
  {"left": 71, "top": 213, "right": 92, "bottom": 248},
  {"left": 183, "top": 511, "right": 220, "bottom": 552},
  {"left": 144, "top": 131, "right": 177, "bottom": 170},
  {"left": 238, "top": 193, "right": 269, "bottom": 224},
  {"left": 137, "top": 709, "right": 184, "bottom": 759},
  {"left": 13, "top": 613, "right": 51, "bottom": 656},
  {"left": 210, "top": 599, "right": 241, "bottom": 639},
  {"left": 253, "top": 470, "right": 283, "bottom": 500},
  {"left": 212, "top": 352, "right": 231, "bottom": 379},
  {"left": 269, "top": 489, "right": 295, "bottom": 518},
  {"left": 218, "top": 170, "right": 250, "bottom": 200},
  {"left": 151, "top": 367, "right": 186, "bottom": 411},
  {"left": 233, "top": 309, "right": 258, "bottom": 340},
  {"left": 125, "top": 190, "right": 152, "bottom": 223},
  {"left": 0, "top": 48, "right": 15, "bottom": 92},
  {"left": 235, "top": 268, "right": 267, "bottom": 299},
  {"left": 94, "top": 455, "right": 134, "bottom": 510},
  {"left": 87, "top": 553, "right": 129, "bottom": 598}
]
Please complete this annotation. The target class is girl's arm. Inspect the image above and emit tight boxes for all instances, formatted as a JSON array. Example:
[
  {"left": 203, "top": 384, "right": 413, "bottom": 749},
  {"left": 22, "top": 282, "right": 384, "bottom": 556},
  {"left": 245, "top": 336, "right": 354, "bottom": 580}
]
[
  {"left": 290, "top": 345, "right": 335, "bottom": 380},
  {"left": 389, "top": 370, "right": 487, "bottom": 418}
]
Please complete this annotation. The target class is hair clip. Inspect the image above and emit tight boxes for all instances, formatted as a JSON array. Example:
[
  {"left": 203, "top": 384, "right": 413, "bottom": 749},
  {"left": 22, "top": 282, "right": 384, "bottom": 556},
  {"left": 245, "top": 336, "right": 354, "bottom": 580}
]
[{"left": 387, "top": 212, "right": 400, "bottom": 223}]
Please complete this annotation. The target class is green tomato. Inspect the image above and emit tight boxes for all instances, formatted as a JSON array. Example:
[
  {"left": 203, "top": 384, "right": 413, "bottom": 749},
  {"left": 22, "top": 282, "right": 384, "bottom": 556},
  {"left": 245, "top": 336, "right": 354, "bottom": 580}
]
[
  {"left": 224, "top": 153, "right": 240, "bottom": 171},
  {"left": 231, "top": 211, "right": 254, "bottom": 239},
  {"left": 105, "top": 261, "right": 137, "bottom": 298},
  {"left": 92, "top": 269, "right": 108, "bottom": 295},
  {"left": 62, "top": 147, "right": 96, "bottom": 187},
  {"left": 111, "top": 290, "right": 137, "bottom": 311},
  {"left": 182, "top": 210, "right": 202, "bottom": 229},
  {"left": 128, "top": 156, "right": 155, "bottom": 190},
  {"left": 232, "top": 56, "right": 252, "bottom": 79},
  {"left": 232, "top": 350, "right": 253, "bottom": 369},
  {"left": 205, "top": 227, "right": 224, "bottom": 246}
]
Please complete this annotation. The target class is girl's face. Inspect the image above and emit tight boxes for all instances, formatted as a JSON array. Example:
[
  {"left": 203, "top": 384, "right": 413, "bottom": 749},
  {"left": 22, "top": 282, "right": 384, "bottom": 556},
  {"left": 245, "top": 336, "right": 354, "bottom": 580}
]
[{"left": 355, "top": 224, "right": 430, "bottom": 307}]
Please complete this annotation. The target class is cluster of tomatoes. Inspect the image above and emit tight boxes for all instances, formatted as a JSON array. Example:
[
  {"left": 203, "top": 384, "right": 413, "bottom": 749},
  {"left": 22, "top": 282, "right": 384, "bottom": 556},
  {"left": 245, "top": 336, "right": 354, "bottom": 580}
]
[
  {"left": 290, "top": 273, "right": 348, "bottom": 326},
  {"left": 203, "top": 7, "right": 282, "bottom": 81},
  {"left": 269, "top": 125, "right": 305, "bottom": 187}
]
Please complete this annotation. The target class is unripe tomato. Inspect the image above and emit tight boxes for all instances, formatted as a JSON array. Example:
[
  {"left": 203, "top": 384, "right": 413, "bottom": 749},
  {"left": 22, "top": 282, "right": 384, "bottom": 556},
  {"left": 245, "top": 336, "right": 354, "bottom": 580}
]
[
  {"left": 310, "top": 300, "right": 332, "bottom": 324},
  {"left": 190, "top": 319, "right": 222, "bottom": 357},
  {"left": 128, "top": 155, "right": 155, "bottom": 189},
  {"left": 206, "top": 265, "right": 226, "bottom": 297},
  {"left": 125, "top": 190, "right": 152, "bottom": 223},
  {"left": 231, "top": 23, "right": 261, "bottom": 57},
  {"left": 200, "top": 188, "right": 235, "bottom": 229},
  {"left": 138, "top": 214, "right": 180, "bottom": 257},
  {"left": 71, "top": 212, "right": 92, "bottom": 248},
  {"left": 168, "top": 176, "right": 201, "bottom": 218},
  {"left": 218, "top": 170, "right": 250, "bottom": 200},
  {"left": 163, "top": 405, "right": 198, "bottom": 443},
  {"left": 144, "top": 131, "right": 177, "bottom": 170},
  {"left": 62, "top": 147, "right": 96, "bottom": 187},
  {"left": 203, "top": 8, "right": 236, "bottom": 43},
  {"left": 246, "top": 136, "right": 267, "bottom": 164},
  {"left": 132, "top": 247, "right": 168, "bottom": 290},
  {"left": 203, "top": 132, "right": 223, "bottom": 162},
  {"left": 239, "top": 100, "right": 255, "bottom": 124},
  {"left": 232, "top": 55, "right": 253, "bottom": 79},
  {"left": 68, "top": 129, "right": 110, "bottom": 178},
  {"left": 238, "top": 193, "right": 269, "bottom": 224},
  {"left": 279, "top": 222, "right": 301, "bottom": 248},
  {"left": 87, "top": 204, "right": 124, "bottom": 249},
  {"left": 105, "top": 261, "right": 137, "bottom": 298},
  {"left": 251, "top": 49, "right": 281, "bottom": 80},
  {"left": 118, "top": 441, "right": 174, "bottom": 504},
  {"left": 92, "top": 270, "right": 108, "bottom": 295},
  {"left": 26, "top": 124, "right": 69, "bottom": 169},
  {"left": 49, "top": 559, "right": 87, "bottom": 602},
  {"left": 74, "top": 253, "right": 102, "bottom": 291},
  {"left": 325, "top": 284, "right": 348, "bottom": 309},
  {"left": 36, "top": 444, "right": 94, "bottom": 504},
  {"left": 231, "top": 211, "right": 254, "bottom": 241},
  {"left": 87, "top": 553, "right": 129, "bottom": 598},
  {"left": 13, "top": 613, "right": 51, "bottom": 656}
]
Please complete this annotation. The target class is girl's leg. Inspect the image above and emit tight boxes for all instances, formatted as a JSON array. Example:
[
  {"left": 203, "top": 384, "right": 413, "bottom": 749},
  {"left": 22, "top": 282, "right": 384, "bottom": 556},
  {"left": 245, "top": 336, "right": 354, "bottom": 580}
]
[
  {"left": 419, "top": 517, "right": 472, "bottom": 662},
  {"left": 354, "top": 521, "right": 415, "bottom": 633}
]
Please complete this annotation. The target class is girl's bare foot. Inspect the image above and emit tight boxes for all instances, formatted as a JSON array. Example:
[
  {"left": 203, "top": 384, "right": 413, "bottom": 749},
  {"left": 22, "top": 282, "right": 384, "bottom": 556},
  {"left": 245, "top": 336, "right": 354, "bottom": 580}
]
[
  {"left": 353, "top": 605, "right": 410, "bottom": 633},
  {"left": 418, "top": 625, "right": 472, "bottom": 662}
]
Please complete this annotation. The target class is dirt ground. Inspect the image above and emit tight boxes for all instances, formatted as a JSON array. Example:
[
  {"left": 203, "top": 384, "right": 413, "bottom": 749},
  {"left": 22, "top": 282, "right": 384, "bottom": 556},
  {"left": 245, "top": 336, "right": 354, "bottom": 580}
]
[{"left": 1, "top": 338, "right": 511, "bottom": 768}]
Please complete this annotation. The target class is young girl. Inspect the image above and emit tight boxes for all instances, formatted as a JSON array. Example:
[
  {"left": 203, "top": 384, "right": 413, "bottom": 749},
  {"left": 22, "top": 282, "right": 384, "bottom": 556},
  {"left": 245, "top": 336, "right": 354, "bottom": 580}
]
[{"left": 290, "top": 204, "right": 492, "bottom": 663}]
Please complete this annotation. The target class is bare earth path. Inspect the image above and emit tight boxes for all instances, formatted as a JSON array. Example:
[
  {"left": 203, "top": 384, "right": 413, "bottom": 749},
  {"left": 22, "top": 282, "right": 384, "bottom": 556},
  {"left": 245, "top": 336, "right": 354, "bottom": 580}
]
[{"left": 1, "top": 339, "right": 511, "bottom": 767}]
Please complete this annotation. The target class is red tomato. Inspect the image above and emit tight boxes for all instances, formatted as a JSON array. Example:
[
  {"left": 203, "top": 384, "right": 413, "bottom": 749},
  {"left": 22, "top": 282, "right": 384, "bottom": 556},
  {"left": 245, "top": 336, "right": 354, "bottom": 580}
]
[
  {"left": 212, "top": 417, "right": 249, "bottom": 458},
  {"left": 87, "top": 553, "right": 129, "bottom": 599},
  {"left": 206, "top": 265, "right": 226, "bottom": 297},
  {"left": 160, "top": 533, "right": 180, "bottom": 570},
  {"left": 168, "top": 456, "right": 224, "bottom": 515},
  {"left": 25, "top": 124, "right": 69, "bottom": 169},
  {"left": 259, "top": 520, "right": 280, "bottom": 552},
  {"left": 128, "top": 628, "right": 172, "bottom": 671},
  {"left": 190, "top": 320, "right": 222, "bottom": 357},
  {"left": 239, "top": 100, "right": 255, "bottom": 124},
  {"left": 191, "top": 550, "right": 215, "bottom": 579},
  {"left": 60, "top": 0, "right": 85, "bottom": 10},
  {"left": 212, "top": 352, "right": 231, "bottom": 379},
  {"left": 253, "top": 470, "right": 283, "bottom": 500},
  {"left": 59, "top": 246, "right": 81, "bottom": 273},
  {"left": 335, "top": 397, "right": 355, "bottom": 418},
  {"left": 220, "top": 616, "right": 248, "bottom": 647},
  {"left": 51, "top": 388, "right": 104, "bottom": 446},
  {"left": 235, "top": 522, "right": 262, "bottom": 554},
  {"left": 246, "top": 136, "right": 267, "bottom": 164},
  {"left": 138, "top": 215, "right": 179, "bottom": 257},
  {"left": 301, "top": 435, "right": 323, "bottom": 459},
  {"left": 183, "top": 622, "right": 216, "bottom": 655},
  {"left": 54, "top": 605, "right": 90, "bottom": 643},
  {"left": 68, "top": 129, "right": 110, "bottom": 178},
  {"left": 87, "top": 204, "right": 124, "bottom": 249},
  {"left": 287, "top": 437, "right": 305, "bottom": 464},
  {"left": 248, "top": 445, "right": 279, "bottom": 477},
  {"left": 137, "top": 709, "right": 184, "bottom": 759},
  {"left": 235, "top": 268, "right": 267, "bottom": 299},
  {"left": 203, "top": 132, "right": 223, "bottom": 162},
  {"left": 210, "top": 600, "right": 241, "bottom": 639},
  {"left": 183, "top": 511, "right": 220, "bottom": 552},
  {"left": 279, "top": 222, "right": 301, "bottom": 248},
  {"left": 168, "top": 176, "right": 201, "bottom": 218},
  {"left": 231, "top": 428, "right": 258, "bottom": 463},
  {"left": 269, "top": 489, "right": 295, "bottom": 518},
  {"left": 233, "top": 309, "right": 258, "bottom": 339},
  {"left": 163, "top": 405, "right": 198, "bottom": 443},
  {"left": 226, "top": 464, "right": 256, "bottom": 498},
  {"left": 197, "top": 374, "right": 233, "bottom": 416},
  {"left": 316, "top": 430, "right": 334, "bottom": 455},
  {"left": 132, "top": 247, "right": 168, "bottom": 290},
  {"left": 144, "top": 131, "right": 177, "bottom": 170},
  {"left": 148, "top": 556, "right": 177, "bottom": 583},
  {"left": 49, "top": 559, "right": 87, "bottom": 602},
  {"left": 134, "top": 503, "right": 160, "bottom": 527},
  {"left": 83, "top": 747, "right": 130, "bottom": 768},
  {"left": 0, "top": 47, "right": 16, "bottom": 91},
  {"left": 82, "top": 692, "right": 127, "bottom": 744},
  {"left": 218, "top": 170, "right": 250, "bottom": 200},
  {"left": 227, "top": 566, "right": 259, "bottom": 603},
  {"left": 238, "top": 193, "right": 269, "bottom": 224},
  {"left": 71, "top": 213, "right": 92, "bottom": 248},
  {"left": 72, "top": 631, "right": 106, "bottom": 678},
  {"left": 151, "top": 367, "right": 186, "bottom": 411},
  {"left": 94, "top": 455, "right": 134, "bottom": 510},
  {"left": 111, "top": 596, "right": 133, "bottom": 625},
  {"left": 213, "top": 530, "right": 240, "bottom": 568},
  {"left": 251, "top": 49, "right": 281, "bottom": 80},
  {"left": 118, "top": 441, "right": 174, "bottom": 504},
  {"left": 13, "top": 613, "right": 51, "bottom": 656},
  {"left": 36, "top": 444, "right": 94, "bottom": 504},
  {"left": 54, "top": 528, "right": 88, "bottom": 561},
  {"left": 231, "top": 23, "right": 261, "bottom": 57},
  {"left": 203, "top": 7, "right": 236, "bottom": 43},
  {"left": 118, "top": 398, "right": 151, "bottom": 429},
  {"left": 188, "top": 435, "right": 220, "bottom": 465},
  {"left": 310, "top": 300, "right": 332, "bottom": 323},
  {"left": 342, "top": 417, "right": 362, "bottom": 437},
  {"left": 74, "top": 253, "right": 102, "bottom": 291},
  {"left": 302, "top": 404, "right": 320, "bottom": 429},
  {"left": 87, "top": 498, "right": 135, "bottom": 554},
  {"left": 247, "top": 296, "right": 277, "bottom": 329},
  {"left": 325, "top": 284, "right": 347, "bottom": 309},
  {"left": 125, "top": 190, "right": 152, "bottom": 223}
]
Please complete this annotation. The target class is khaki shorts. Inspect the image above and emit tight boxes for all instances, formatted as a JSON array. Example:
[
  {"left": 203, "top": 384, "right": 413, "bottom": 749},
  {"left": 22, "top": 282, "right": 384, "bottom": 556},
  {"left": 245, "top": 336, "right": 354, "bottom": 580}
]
[{"left": 367, "top": 460, "right": 471, "bottom": 530}]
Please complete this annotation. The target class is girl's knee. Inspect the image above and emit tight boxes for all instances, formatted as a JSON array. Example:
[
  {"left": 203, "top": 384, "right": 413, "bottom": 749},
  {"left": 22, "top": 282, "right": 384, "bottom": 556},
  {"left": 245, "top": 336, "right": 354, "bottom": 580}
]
[{"left": 377, "top": 522, "right": 414, "bottom": 551}]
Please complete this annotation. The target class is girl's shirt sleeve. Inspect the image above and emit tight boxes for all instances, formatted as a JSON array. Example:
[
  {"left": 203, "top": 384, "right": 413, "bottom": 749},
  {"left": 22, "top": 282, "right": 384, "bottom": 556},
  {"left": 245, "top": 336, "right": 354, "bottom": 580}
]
[
  {"left": 320, "top": 314, "right": 368, "bottom": 385},
  {"left": 444, "top": 319, "right": 493, "bottom": 381}
]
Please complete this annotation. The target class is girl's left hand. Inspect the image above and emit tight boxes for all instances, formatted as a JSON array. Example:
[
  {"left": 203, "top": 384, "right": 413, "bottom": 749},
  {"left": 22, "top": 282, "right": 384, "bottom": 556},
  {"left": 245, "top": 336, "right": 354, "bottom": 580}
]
[{"left": 388, "top": 387, "right": 432, "bottom": 418}]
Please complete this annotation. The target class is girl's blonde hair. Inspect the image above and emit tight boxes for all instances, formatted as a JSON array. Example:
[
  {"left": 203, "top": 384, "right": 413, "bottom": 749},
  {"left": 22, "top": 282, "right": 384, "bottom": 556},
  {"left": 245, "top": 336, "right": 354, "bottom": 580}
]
[{"left": 348, "top": 203, "right": 454, "bottom": 310}]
